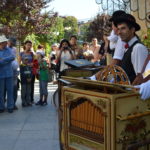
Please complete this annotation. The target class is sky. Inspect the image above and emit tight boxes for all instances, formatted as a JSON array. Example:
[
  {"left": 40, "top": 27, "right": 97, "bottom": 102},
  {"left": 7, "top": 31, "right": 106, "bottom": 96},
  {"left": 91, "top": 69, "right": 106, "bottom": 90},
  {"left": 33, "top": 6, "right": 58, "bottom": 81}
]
[{"left": 48, "top": 0, "right": 100, "bottom": 21}]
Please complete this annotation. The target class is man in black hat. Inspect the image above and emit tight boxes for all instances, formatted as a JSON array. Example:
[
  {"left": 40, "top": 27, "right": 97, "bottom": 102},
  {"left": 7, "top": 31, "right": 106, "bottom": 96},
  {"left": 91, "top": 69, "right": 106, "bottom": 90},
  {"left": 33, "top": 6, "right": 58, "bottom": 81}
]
[
  {"left": 108, "top": 10, "right": 126, "bottom": 65},
  {"left": 90, "top": 10, "right": 126, "bottom": 80},
  {"left": 115, "top": 13, "right": 148, "bottom": 84}
]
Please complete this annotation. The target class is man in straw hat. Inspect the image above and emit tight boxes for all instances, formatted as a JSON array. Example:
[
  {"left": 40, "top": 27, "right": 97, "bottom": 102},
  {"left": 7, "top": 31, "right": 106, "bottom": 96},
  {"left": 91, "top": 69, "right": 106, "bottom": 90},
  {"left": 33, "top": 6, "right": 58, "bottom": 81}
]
[
  {"left": 0, "top": 35, "right": 15, "bottom": 113},
  {"left": 115, "top": 13, "right": 148, "bottom": 84}
]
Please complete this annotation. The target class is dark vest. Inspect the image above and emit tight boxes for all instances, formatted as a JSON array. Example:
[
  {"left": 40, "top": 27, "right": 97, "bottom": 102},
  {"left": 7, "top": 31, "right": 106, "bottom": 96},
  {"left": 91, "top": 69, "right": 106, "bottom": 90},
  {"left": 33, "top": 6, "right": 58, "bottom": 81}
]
[{"left": 121, "top": 40, "right": 139, "bottom": 83}]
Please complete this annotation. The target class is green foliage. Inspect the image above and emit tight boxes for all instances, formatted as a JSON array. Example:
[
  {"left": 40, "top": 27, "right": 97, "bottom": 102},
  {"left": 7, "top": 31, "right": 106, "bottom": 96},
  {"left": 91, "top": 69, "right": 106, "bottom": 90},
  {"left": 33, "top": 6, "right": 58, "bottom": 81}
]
[
  {"left": 78, "top": 23, "right": 90, "bottom": 42},
  {"left": 24, "top": 15, "right": 79, "bottom": 56},
  {"left": 0, "top": 0, "right": 56, "bottom": 41},
  {"left": 63, "top": 16, "right": 78, "bottom": 39},
  {"left": 141, "top": 29, "right": 150, "bottom": 49},
  {"left": 49, "top": 17, "right": 65, "bottom": 43},
  {"left": 86, "top": 14, "right": 111, "bottom": 42}
]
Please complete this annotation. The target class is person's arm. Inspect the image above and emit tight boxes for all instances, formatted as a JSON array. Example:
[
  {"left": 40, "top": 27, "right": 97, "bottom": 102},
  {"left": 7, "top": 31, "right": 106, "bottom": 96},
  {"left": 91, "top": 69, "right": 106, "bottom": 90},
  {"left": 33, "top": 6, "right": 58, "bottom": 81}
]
[
  {"left": 134, "top": 56, "right": 150, "bottom": 84},
  {"left": 141, "top": 54, "right": 150, "bottom": 73},
  {"left": 56, "top": 50, "right": 62, "bottom": 63},
  {"left": 132, "top": 44, "right": 148, "bottom": 85},
  {"left": 111, "top": 59, "right": 122, "bottom": 65},
  {"left": 69, "top": 49, "right": 75, "bottom": 60},
  {"left": 0, "top": 52, "right": 15, "bottom": 66}
]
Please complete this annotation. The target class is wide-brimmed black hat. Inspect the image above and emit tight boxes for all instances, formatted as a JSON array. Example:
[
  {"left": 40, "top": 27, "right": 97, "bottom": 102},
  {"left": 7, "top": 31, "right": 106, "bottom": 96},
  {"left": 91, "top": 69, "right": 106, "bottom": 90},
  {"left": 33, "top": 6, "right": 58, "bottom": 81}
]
[
  {"left": 114, "top": 13, "right": 141, "bottom": 31},
  {"left": 109, "top": 10, "right": 126, "bottom": 22}
]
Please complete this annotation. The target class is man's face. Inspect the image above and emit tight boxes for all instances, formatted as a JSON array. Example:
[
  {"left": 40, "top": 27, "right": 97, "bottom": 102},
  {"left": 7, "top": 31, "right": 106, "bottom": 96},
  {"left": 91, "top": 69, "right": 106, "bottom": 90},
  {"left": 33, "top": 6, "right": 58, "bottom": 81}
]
[
  {"left": 92, "top": 38, "right": 97, "bottom": 45},
  {"left": 117, "top": 23, "right": 135, "bottom": 42},
  {"left": 70, "top": 37, "right": 77, "bottom": 45},
  {"left": 0, "top": 42, "right": 7, "bottom": 50}
]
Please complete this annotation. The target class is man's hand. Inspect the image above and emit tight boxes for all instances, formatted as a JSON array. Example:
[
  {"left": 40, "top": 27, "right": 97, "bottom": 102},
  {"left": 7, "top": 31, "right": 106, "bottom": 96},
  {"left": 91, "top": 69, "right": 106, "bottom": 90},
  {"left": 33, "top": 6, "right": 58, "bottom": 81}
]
[
  {"left": 134, "top": 80, "right": 150, "bottom": 100},
  {"left": 132, "top": 74, "right": 143, "bottom": 85}
]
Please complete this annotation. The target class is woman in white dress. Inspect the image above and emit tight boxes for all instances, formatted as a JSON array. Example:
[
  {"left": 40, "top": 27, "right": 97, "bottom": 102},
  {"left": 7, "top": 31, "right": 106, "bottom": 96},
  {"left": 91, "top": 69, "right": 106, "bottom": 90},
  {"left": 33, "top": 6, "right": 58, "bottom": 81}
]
[{"left": 56, "top": 39, "right": 75, "bottom": 77}]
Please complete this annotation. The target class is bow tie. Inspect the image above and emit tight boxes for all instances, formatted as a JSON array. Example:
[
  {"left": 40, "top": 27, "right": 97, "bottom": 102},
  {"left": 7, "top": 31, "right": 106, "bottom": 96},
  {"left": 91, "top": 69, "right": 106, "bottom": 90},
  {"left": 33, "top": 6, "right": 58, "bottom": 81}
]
[{"left": 124, "top": 43, "right": 129, "bottom": 49}]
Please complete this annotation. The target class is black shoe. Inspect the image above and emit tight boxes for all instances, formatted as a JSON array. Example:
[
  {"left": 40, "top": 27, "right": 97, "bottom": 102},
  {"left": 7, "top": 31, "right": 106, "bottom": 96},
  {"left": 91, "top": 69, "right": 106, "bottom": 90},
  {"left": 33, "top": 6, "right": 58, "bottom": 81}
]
[
  {"left": 14, "top": 105, "right": 18, "bottom": 110},
  {"left": 41, "top": 101, "right": 48, "bottom": 106},
  {"left": 35, "top": 100, "right": 42, "bottom": 105},
  {"left": 22, "top": 103, "right": 27, "bottom": 107},
  {"left": 0, "top": 109, "right": 4, "bottom": 113},
  {"left": 27, "top": 103, "right": 32, "bottom": 106},
  {"left": 8, "top": 109, "right": 13, "bottom": 113}
]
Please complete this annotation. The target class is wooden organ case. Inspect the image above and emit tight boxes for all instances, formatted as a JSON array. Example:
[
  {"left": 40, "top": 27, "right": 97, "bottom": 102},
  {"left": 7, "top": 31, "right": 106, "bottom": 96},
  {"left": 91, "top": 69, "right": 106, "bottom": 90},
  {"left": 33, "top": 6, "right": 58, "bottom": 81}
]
[{"left": 60, "top": 77, "right": 150, "bottom": 150}]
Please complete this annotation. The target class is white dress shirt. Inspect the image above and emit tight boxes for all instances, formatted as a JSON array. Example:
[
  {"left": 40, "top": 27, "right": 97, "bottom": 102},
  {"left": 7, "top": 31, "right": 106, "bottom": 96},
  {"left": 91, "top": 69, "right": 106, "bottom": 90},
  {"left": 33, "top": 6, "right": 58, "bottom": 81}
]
[
  {"left": 127, "top": 36, "right": 148, "bottom": 74},
  {"left": 107, "top": 30, "right": 118, "bottom": 50},
  {"left": 113, "top": 37, "right": 125, "bottom": 60}
]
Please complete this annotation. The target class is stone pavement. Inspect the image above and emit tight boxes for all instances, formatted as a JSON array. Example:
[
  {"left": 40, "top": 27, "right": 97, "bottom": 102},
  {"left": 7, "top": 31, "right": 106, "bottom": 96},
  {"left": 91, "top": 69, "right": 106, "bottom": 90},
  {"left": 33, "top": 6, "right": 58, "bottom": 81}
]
[{"left": 0, "top": 81, "right": 60, "bottom": 150}]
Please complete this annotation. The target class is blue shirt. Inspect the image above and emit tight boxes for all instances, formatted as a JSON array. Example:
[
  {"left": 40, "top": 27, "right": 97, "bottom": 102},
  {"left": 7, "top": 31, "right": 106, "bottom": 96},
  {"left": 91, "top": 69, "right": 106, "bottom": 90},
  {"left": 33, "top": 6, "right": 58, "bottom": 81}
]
[
  {"left": 20, "top": 51, "right": 34, "bottom": 64},
  {"left": 0, "top": 47, "right": 15, "bottom": 78}
]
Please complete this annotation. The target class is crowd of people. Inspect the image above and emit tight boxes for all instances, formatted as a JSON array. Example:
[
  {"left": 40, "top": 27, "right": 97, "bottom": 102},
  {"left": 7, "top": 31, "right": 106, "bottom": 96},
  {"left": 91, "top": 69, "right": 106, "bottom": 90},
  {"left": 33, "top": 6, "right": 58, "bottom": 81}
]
[
  {"left": 0, "top": 38, "right": 52, "bottom": 113},
  {"left": 0, "top": 33, "right": 104, "bottom": 113},
  {"left": 0, "top": 10, "right": 150, "bottom": 114}
]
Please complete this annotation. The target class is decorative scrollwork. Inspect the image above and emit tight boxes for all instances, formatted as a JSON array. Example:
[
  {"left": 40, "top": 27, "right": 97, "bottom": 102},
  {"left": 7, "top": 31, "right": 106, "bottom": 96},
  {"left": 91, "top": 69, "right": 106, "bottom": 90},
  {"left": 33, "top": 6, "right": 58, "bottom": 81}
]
[
  {"left": 96, "top": 65, "right": 131, "bottom": 85},
  {"left": 95, "top": 0, "right": 150, "bottom": 28},
  {"left": 146, "top": 12, "right": 150, "bottom": 22}
]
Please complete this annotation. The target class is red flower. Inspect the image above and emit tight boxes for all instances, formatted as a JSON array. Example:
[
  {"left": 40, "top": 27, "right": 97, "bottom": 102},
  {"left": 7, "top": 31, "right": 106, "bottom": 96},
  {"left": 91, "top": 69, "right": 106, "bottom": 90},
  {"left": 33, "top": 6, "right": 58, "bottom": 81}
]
[{"left": 144, "top": 35, "right": 148, "bottom": 39}]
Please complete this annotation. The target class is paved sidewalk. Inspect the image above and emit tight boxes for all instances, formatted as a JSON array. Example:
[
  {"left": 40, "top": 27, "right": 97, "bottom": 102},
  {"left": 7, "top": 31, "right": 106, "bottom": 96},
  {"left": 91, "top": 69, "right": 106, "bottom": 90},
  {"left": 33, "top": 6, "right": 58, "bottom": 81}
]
[{"left": 0, "top": 82, "right": 60, "bottom": 150}]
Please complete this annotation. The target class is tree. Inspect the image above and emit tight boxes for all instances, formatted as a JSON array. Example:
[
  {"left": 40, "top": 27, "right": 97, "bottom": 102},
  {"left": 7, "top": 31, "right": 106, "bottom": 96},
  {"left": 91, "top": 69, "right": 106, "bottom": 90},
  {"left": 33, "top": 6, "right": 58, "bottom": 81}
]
[
  {"left": 78, "top": 22, "right": 90, "bottom": 42},
  {"left": 63, "top": 16, "right": 78, "bottom": 39},
  {"left": 86, "top": 14, "right": 111, "bottom": 42},
  {"left": 0, "top": 0, "right": 57, "bottom": 41},
  {"left": 25, "top": 16, "right": 65, "bottom": 56},
  {"left": 49, "top": 16, "right": 65, "bottom": 43}
]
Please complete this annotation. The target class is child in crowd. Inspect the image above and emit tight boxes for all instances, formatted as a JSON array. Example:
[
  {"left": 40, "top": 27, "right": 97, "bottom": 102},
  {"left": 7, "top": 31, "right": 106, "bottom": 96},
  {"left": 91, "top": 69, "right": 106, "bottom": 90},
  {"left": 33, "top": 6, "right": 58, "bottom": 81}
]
[
  {"left": 82, "top": 42, "right": 94, "bottom": 61},
  {"left": 36, "top": 53, "right": 49, "bottom": 106},
  {"left": 49, "top": 43, "right": 58, "bottom": 82},
  {"left": 20, "top": 57, "right": 33, "bottom": 107}
]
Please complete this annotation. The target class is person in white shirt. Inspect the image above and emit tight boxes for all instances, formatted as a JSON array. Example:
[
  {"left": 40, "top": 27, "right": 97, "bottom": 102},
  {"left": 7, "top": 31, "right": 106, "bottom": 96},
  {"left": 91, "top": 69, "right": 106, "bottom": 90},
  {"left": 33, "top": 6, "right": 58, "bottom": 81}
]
[
  {"left": 89, "top": 10, "right": 126, "bottom": 80},
  {"left": 108, "top": 10, "right": 126, "bottom": 65},
  {"left": 134, "top": 55, "right": 150, "bottom": 100},
  {"left": 56, "top": 39, "right": 75, "bottom": 76},
  {"left": 36, "top": 45, "right": 45, "bottom": 56},
  {"left": 115, "top": 13, "right": 148, "bottom": 84}
]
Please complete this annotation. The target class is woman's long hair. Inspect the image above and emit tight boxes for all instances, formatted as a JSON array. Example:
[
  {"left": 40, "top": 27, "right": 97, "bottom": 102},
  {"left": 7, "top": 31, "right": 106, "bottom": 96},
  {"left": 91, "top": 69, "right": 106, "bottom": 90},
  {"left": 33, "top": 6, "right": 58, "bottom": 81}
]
[{"left": 59, "top": 39, "right": 71, "bottom": 49}]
